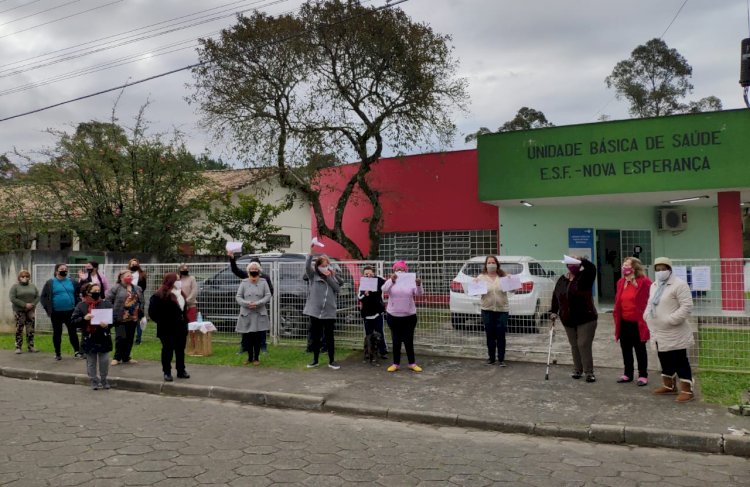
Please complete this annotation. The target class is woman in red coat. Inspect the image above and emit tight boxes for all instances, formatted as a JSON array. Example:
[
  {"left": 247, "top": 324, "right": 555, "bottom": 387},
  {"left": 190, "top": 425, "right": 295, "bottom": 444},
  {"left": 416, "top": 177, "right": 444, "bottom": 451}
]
[{"left": 613, "top": 257, "right": 652, "bottom": 386}]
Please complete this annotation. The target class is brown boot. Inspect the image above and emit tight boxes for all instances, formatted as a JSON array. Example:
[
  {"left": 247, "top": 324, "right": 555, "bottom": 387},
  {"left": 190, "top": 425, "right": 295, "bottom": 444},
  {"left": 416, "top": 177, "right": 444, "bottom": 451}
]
[
  {"left": 653, "top": 374, "right": 677, "bottom": 395},
  {"left": 676, "top": 379, "right": 695, "bottom": 403}
]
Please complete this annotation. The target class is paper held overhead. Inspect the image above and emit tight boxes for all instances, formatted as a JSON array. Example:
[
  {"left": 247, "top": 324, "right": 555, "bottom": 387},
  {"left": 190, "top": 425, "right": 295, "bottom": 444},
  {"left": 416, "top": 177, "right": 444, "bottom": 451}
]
[
  {"left": 562, "top": 255, "right": 582, "bottom": 265},
  {"left": 311, "top": 237, "right": 325, "bottom": 248},
  {"left": 225, "top": 241, "right": 243, "bottom": 253}
]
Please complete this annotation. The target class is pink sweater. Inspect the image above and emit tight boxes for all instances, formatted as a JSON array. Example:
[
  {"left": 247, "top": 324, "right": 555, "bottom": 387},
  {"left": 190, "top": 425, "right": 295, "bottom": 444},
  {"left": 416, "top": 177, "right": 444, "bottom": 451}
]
[{"left": 381, "top": 278, "right": 423, "bottom": 317}]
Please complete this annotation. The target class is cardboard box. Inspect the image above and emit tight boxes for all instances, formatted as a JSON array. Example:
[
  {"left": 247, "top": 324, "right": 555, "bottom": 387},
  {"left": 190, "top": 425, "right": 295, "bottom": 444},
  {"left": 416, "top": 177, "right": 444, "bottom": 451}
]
[{"left": 187, "top": 331, "right": 213, "bottom": 357}]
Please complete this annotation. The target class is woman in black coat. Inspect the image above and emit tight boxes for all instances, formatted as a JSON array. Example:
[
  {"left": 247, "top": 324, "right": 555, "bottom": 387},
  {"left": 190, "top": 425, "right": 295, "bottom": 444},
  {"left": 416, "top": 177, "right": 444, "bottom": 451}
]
[
  {"left": 71, "top": 283, "right": 113, "bottom": 390},
  {"left": 148, "top": 272, "right": 190, "bottom": 382}
]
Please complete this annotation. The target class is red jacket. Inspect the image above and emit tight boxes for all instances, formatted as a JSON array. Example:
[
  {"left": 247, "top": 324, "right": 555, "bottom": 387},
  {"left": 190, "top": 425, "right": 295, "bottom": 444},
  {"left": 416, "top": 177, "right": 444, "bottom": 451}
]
[{"left": 613, "top": 275, "right": 652, "bottom": 342}]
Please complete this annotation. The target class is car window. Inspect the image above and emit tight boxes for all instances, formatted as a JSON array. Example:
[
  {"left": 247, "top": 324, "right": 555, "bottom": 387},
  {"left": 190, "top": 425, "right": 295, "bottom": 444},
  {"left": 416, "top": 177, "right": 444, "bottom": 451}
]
[
  {"left": 528, "top": 262, "right": 547, "bottom": 277},
  {"left": 210, "top": 268, "right": 242, "bottom": 286},
  {"left": 499, "top": 263, "right": 523, "bottom": 275}
]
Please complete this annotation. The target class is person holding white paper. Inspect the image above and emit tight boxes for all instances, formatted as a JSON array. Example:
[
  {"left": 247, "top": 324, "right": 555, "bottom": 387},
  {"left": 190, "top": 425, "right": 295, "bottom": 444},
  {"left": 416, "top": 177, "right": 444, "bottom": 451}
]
[
  {"left": 303, "top": 247, "right": 344, "bottom": 370},
  {"left": 381, "top": 260, "right": 423, "bottom": 373},
  {"left": 476, "top": 256, "right": 509, "bottom": 366},
  {"left": 71, "top": 283, "right": 113, "bottom": 390},
  {"left": 358, "top": 266, "right": 388, "bottom": 359}
]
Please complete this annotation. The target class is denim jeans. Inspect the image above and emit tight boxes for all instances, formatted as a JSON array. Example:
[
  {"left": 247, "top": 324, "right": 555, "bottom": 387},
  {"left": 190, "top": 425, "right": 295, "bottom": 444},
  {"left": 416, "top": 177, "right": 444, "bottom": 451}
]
[{"left": 481, "top": 310, "right": 508, "bottom": 362}]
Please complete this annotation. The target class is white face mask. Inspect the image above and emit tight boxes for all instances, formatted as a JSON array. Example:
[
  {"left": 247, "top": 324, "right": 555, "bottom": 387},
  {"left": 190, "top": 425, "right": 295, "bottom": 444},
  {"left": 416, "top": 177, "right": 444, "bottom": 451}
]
[
  {"left": 655, "top": 270, "right": 671, "bottom": 282},
  {"left": 395, "top": 270, "right": 404, "bottom": 274},
  {"left": 487, "top": 264, "right": 498, "bottom": 272},
  {"left": 318, "top": 266, "right": 329, "bottom": 273},
  {"left": 174, "top": 280, "right": 183, "bottom": 290}
]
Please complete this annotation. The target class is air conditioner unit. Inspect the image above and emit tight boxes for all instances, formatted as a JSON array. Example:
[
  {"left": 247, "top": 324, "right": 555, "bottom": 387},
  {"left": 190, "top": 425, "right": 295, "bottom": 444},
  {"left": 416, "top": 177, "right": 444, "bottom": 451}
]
[{"left": 657, "top": 208, "right": 687, "bottom": 232}]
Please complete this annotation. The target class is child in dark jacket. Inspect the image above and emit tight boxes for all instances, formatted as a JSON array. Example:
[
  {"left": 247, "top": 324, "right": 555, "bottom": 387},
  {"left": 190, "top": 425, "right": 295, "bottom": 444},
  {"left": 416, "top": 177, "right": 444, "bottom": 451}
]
[
  {"left": 358, "top": 265, "right": 388, "bottom": 358},
  {"left": 71, "top": 283, "right": 114, "bottom": 390}
]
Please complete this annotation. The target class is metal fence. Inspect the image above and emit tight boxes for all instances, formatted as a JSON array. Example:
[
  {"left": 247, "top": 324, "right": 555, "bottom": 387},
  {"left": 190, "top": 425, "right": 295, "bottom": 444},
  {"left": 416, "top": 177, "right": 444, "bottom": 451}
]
[{"left": 32, "top": 257, "right": 750, "bottom": 373}]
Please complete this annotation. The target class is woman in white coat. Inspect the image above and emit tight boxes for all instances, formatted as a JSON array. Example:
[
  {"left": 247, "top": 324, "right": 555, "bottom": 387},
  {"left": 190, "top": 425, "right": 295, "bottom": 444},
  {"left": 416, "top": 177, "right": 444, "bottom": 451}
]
[
  {"left": 643, "top": 257, "right": 695, "bottom": 402},
  {"left": 236, "top": 262, "right": 272, "bottom": 366}
]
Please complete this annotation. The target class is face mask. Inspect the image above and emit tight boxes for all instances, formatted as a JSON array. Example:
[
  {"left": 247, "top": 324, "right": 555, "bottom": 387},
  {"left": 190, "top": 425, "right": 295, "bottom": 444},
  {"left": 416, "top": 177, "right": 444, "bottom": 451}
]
[
  {"left": 655, "top": 270, "right": 671, "bottom": 282},
  {"left": 249, "top": 271, "right": 260, "bottom": 277},
  {"left": 487, "top": 264, "right": 498, "bottom": 272},
  {"left": 395, "top": 270, "right": 404, "bottom": 274},
  {"left": 174, "top": 280, "right": 182, "bottom": 290},
  {"left": 123, "top": 277, "right": 133, "bottom": 285},
  {"left": 19, "top": 278, "right": 29, "bottom": 285},
  {"left": 90, "top": 292, "right": 101, "bottom": 300},
  {"left": 58, "top": 271, "right": 68, "bottom": 277},
  {"left": 621, "top": 267, "right": 634, "bottom": 276},
  {"left": 179, "top": 270, "right": 188, "bottom": 276},
  {"left": 318, "top": 266, "right": 329, "bottom": 273},
  {"left": 130, "top": 265, "right": 139, "bottom": 272},
  {"left": 566, "top": 265, "right": 580, "bottom": 275}
]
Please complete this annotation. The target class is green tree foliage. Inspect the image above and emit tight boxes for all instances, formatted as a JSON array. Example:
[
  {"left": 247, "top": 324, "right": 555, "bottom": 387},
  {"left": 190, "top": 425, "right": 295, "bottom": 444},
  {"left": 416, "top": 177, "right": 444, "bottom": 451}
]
[
  {"left": 193, "top": 192, "right": 294, "bottom": 255},
  {"left": 28, "top": 114, "right": 205, "bottom": 258},
  {"left": 465, "top": 107, "right": 554, "bottom": 143},
  {"left": 605, "top": 38, "right": 722, "bottom": 118},
  {"left": 190, "top": 0, "right": 467, "bottom": 258},
  {"left": 0, "top": 154, "right": 20, "bottom": 182}
]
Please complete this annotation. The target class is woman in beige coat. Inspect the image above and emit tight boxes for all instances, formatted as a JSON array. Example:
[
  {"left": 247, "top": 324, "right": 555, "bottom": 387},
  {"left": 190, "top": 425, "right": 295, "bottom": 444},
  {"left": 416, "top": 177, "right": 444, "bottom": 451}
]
[{"left": 643, "top": 257, "right": 695, "bottom": 402}]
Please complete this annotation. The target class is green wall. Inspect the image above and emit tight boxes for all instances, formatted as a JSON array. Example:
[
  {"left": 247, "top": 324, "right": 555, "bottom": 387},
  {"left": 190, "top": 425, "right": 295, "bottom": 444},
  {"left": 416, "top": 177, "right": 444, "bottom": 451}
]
[{"left": 499, "top": 205, "right": 719, "bottom": 262}]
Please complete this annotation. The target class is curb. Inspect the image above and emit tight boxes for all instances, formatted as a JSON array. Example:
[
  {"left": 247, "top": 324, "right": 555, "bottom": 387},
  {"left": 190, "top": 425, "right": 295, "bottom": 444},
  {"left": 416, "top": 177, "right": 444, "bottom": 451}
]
[{"left": 1, "top": 365, "right": 746, "bottom": 458}]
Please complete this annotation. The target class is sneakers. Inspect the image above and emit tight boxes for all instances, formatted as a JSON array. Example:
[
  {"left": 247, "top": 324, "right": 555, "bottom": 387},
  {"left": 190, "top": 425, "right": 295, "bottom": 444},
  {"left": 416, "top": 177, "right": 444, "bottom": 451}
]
[
  {"left": 101, "top": 380, "right": 110, "bottom": 390},
  {"left": 585, "top": 374, "right": 596, "bottom": 383},
  {"left": 14, "top": 348, "right": 21, "bottom": 354},
  {"left": 253, "top": 361, "right": 261, "bottom": 366},
  {"left": 74, "top": 352, "right": 84, "bottom": 359},
  {"left": 485, "top": 359, "right": 496, "bottom": 365},
  {"left": 163, "top": 374, "right": 174, "bottom": 382},
  {"left": 306, "top": 362, "right": 320, "bottom": 369},
  {"left": 408, "top": 364, "right": 423, "bottom": 373},
  {"left": 387, "top": 364, "right": 400, "bottom": 372},
  {"left": 28, "top": 347, "right": 38, "bottom": 353},
  {"left": 617, "top": 375, "right": 632, "bottom": 383},
  {"left": 90, "top": 381, "right": 99, "bottom": 390},
  {"left": 637, "top": 377, "right": 649, "bottom": 386},
  {"left": 177, "top": 371, "right": 191, "bottom": 379},
  {"left": 497, "top": 361, "right": 507, "bottom": 368},
  {"left": 571, "top": 371, "right": 582, "bottom": 379},
  {"left": 110, "top": 359, "right": 120, "bottom": 366},
  {"left": 328, "top": 362, "right": 340, "bottom": 370},
  {"left": 54, "top": 355, "right": 62, "bottom": 361}
]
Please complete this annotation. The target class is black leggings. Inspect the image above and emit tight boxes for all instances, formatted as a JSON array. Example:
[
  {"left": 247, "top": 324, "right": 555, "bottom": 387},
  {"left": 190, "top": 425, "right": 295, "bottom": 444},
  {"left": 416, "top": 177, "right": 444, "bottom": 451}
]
[
  {"left": 386, "top": 313, "right": 417, "bottom": 365},
  {"left": 242, "top": 332, "right": 264, "bottom": 361},
  {"left": 619, "top": 320, "right": 648, "bottom": 378},
  {"left": 309, "top": 317, "right": 335, "bottom": 364},
  {"left": 159, "top": 333, "right": 187, "bottom": 375},
  {"left": 657, "top": 346, "right": 692, "bottom": 381},
  {"left": 114, "top": 322, "right": 137, "bottom": 362},
  {"left": 51, "top": 310, "right": 78, "bottom": 355}
]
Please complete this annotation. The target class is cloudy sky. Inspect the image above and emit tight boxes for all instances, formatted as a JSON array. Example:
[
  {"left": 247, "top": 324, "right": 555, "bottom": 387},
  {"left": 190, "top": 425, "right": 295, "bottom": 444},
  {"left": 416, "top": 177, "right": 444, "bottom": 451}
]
[{"left": 1, "top": 0, "right": 748, "bottom": 167}]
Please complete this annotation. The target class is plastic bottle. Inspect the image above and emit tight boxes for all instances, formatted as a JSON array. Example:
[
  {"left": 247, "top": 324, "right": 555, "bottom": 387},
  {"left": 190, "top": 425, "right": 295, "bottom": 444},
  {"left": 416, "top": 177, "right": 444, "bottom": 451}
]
[{"left": 197, "top": 312, "right": 203, "bottom": 323}]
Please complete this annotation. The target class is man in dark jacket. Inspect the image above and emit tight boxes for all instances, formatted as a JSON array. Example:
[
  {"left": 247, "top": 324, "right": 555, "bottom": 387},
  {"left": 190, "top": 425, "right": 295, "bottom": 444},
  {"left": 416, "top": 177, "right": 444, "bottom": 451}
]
[{"left": 40, "top": 263, "right": 81, "bottom": 360}]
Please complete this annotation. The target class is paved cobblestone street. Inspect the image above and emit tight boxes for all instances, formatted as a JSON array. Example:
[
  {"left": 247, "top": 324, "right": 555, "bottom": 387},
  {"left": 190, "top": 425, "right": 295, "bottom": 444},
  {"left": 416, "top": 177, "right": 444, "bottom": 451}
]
[{"left": 0, "top": 377, "right": 748, "bottom": 486}]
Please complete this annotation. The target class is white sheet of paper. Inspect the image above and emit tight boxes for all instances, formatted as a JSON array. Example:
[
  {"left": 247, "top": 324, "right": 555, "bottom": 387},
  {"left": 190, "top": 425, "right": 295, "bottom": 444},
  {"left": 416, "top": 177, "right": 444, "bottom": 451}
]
[
  {"left": 225, "top": 241, "right": 243, "bottom": 253},
  {"left": 90, "top": 308, "right": 113, "bottom": 325},
  {"left": 359, "top": 277, "right": 378, "bottom": 292},
  {"left": 500, "top": 275, "right": 523, "bottom": 292},
  {"left": 467, "top": 281, "right": 488, "bottom": 296},
  {"left": 311, "top": 237, "right": 325, "bottom": 248},
  {"left": 690, "top": 266, "right": 711, "bottom": 291},
  {"left": 671, "top": 265, "right": 688, "bottom": 283},
  {"left": 397, "top": 272, "right": 417, "bottom": 287}
]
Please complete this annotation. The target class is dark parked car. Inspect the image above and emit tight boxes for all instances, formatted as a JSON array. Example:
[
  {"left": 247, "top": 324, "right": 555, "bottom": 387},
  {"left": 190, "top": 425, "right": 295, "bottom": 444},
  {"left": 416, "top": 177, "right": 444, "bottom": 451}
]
[{"left": 197, "top": 253, "right": 358, "bottom": 336}]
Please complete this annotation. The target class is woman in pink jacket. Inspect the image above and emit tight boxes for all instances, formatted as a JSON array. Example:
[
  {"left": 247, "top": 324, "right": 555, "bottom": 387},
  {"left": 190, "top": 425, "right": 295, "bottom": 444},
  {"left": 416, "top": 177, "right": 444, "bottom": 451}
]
[{"left": 381, "top": 261, "right": 423, "bottom": 373}]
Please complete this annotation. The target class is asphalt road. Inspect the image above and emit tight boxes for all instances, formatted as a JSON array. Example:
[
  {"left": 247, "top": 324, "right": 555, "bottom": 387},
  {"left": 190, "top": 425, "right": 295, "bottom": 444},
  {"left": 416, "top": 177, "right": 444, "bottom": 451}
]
[{"left": 0, "top": 377, "right": 748, "bottom": 487}]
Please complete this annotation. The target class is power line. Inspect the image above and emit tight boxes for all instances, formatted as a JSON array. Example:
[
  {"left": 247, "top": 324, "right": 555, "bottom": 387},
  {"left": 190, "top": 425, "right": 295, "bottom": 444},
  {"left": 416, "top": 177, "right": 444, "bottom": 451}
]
[
  {"left": 0, "top": 0, "right": 42, "bottom": 16},
  {"left": 0, "top": 0, "right": 409, "bottom": 123},
  {"left": 0, "top": 0, "right": 124, "bottom": 40},
  {"left": 660, "top": 0, "right": 688, "bottom": 39},
  {"left": 0, "top": 0, "right": 80, "bottom": 28},
  {"left": 0, "top": 0, "right": 272, "bottom": 77}
]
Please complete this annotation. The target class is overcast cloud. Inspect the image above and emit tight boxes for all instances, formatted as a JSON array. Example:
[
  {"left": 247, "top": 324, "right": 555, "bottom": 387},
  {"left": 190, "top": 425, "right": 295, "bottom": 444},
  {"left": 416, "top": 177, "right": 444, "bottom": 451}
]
[{"left": 1, "top": 0, "right": 748, "bottom": 167}]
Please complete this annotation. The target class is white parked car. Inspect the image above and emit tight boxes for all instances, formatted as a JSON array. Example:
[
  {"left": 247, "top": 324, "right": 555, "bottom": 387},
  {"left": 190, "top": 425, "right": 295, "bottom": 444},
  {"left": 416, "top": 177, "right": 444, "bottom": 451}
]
[{"left": 449, "top": 256, "right": 556, "bottom": 333}]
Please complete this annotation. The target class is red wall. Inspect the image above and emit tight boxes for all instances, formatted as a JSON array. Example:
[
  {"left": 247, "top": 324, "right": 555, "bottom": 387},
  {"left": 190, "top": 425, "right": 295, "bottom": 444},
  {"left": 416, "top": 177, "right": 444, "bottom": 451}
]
[{"left": 312, "top": 149, "right": 499, "bottom": 258}]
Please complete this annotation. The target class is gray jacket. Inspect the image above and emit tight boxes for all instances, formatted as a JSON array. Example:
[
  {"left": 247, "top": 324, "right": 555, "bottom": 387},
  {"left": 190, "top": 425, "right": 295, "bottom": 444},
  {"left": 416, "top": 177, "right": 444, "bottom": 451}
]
[
  {"left": 235, "top": 279, "right": 271, "bottom": 333},
  {"left": 106, "top": 283, "right": 144, "bottom": 324},
  {"left": 302, "top": 253, "right": 343, "bottom": 320}
]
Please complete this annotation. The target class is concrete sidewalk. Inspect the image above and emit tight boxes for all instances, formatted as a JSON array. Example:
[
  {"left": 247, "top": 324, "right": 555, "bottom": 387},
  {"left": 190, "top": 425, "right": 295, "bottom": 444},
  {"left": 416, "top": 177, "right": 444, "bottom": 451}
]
[{"left": 1, "top": 349, "right": 749, "bottom": 457}]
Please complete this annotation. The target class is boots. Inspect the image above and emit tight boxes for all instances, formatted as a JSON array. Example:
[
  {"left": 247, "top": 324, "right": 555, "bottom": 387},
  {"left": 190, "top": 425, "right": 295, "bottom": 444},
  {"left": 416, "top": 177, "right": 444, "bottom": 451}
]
[
  {"left": 676, "top": 379, "right": 695, "bottom": 403},
  {"left": 653, "top": 374, "right": 677, "bottom": 395}
]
